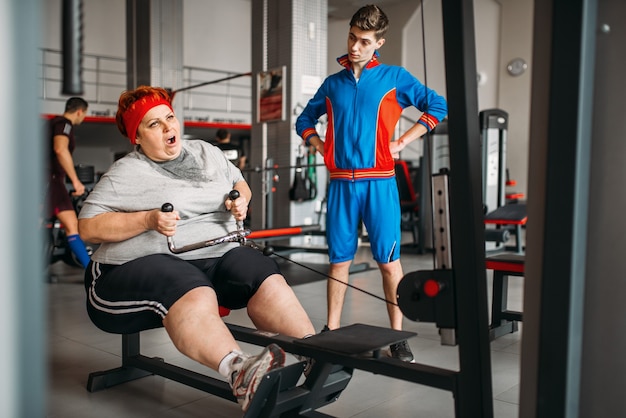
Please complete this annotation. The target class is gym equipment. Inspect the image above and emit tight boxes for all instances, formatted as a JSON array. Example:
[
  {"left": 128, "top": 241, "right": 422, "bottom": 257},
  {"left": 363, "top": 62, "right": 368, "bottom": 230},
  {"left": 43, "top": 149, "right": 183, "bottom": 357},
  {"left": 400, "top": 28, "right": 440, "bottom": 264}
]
[
  {"left": 248, "top": 225, "right": 321, "bottom": 240},
  {"left": 44, "top": 217, "right": 88, "bottom": 271},
  {"left": 484, "top": 203, "right": 527, "bottom": 254},
  {"left": 161, "top": 200, "right": 322, "bottom": 254},
  {"left": 421, "top": 113, "right": 524, "bottom": 253},
  {"left": 162, "top": 202, "right": 250, "bottom": 254},
  {"left": 505, "top": 169, "right": 525, "bottom": 203},
  {"left": 61, "top": 0, "right": 84, "bottom": 95},
  {"left": 85, "top": 203, "right": 428, "bottom": 416},
  {"left": 417, "top": 118, "right": 449, "bottom": 252},
  {"left": 67, "top": 164, "right": 95, "bottom": 184},
  {"left": 228, "top": 189, "right": 244, "bottom": 232},
  {"left": 480, "top": 109, "right": 508, "bottom": 215},
  {"left": 86, "top": 320, "right": 422, "bottom": 417},
  {"left": 485, "top": 253, "right": 524, "bottom": 340},
  {"left": 169, "top": 71, "right": 252, "bottom": 101},
  {"left": 44, "top": 190, "right": 97, "bottom": 279},
  {"left": 399, "top": 172, "right": 457, "bottom": 345},
  {"left": 289, "top": 149, "right": 316, "bottom": 202},
  {"left": 241, "top": 159, "right": 327, "bottom": 231},
  {"left": 395, "top": 159, "right": 422, "bottom": 252},
  {"left": 479, "top": 109, "right": 527, "bottom": 253}
]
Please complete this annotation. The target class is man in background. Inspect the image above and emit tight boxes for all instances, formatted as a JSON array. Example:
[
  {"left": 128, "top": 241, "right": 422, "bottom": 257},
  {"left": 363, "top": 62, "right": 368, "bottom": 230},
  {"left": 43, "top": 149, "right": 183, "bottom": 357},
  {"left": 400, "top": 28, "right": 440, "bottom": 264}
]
[
  {"left": 46, "top": 97, "right": 91, "bottom": 269},
  {"left": 215, "top": 128, "right": 246, "bottom": 169}
]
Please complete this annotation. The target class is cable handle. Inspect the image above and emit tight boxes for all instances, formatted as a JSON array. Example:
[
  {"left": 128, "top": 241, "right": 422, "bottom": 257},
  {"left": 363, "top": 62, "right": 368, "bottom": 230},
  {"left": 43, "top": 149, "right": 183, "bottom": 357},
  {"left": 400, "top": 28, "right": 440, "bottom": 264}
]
[
  {"left": 228, "top": 190, "right": 244, "bottom": 232},
  {"left": 161, "top": 203, "right": 178, "bottom": 253},
  {"left": 160, "top": 202, "right": 250, "bottom": 254}
]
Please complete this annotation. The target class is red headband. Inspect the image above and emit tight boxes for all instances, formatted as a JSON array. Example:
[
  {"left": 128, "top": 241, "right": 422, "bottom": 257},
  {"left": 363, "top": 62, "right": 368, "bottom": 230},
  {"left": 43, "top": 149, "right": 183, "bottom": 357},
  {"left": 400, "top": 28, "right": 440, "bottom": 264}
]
[{"left": 122, "top": 96, "right": 173, "bottom": 144}]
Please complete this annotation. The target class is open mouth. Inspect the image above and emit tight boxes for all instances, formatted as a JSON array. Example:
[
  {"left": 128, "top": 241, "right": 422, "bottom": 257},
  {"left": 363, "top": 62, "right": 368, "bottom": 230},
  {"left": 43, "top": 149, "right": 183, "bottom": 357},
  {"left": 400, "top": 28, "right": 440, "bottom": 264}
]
[{"left": 166, "top": 136, "right": 176, "bottom": 144}]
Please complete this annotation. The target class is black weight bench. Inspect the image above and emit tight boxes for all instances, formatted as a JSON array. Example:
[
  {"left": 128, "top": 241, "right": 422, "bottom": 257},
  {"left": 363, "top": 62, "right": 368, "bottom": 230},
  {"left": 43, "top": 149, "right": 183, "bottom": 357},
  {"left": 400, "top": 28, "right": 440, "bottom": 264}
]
[
  {"left": 484, "top": 203, "right": 527, "bottom": 253},
  {"left": 485, "top": 253, "right": 525, "bottom": 341},
  {"left": 86, "top": 319, "right": 416, "bottom": 417}
]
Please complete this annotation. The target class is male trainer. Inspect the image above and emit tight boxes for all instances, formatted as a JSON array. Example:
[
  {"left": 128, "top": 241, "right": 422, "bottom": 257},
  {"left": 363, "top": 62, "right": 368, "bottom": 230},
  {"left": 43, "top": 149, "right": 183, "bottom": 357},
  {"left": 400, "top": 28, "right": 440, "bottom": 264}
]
[{"left": 296, "top": 4, "right": 448, "bottom": 362}]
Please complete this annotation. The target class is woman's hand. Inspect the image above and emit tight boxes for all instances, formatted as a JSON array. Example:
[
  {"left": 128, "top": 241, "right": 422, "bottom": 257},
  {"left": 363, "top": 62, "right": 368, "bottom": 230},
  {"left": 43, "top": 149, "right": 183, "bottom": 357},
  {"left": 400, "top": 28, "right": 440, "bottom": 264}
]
[
  {"left": 224, "top": 193, "right": 248, "bottom": 222},
  {"left": 147, "top": 208, "right": 180, "bottom": 237}
]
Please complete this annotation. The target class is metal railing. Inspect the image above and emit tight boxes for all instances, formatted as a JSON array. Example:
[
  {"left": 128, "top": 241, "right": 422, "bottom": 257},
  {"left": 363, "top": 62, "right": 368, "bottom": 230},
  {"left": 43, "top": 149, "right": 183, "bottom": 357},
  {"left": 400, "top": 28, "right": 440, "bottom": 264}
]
[
  {"left": 39, "top": 48, "right": 126, "bottom": 111},
  {"left": 180, "top": 66, "right": 251, "bottom": 124},
  {"left": 39, "top": 48, "right": 252, "bottom": 123}
]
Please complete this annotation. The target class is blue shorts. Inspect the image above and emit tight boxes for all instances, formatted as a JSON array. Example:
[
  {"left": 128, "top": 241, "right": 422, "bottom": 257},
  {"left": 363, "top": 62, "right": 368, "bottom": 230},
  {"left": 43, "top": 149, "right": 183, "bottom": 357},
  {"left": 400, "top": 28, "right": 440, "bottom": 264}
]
[{"left": 326, "top": 178, "right": 401, "bottom": 264}]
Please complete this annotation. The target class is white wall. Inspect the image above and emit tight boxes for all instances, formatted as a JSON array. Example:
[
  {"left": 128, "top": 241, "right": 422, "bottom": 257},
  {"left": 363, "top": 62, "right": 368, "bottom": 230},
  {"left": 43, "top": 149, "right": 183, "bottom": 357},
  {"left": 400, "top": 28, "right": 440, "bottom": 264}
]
[
  {"left": 183, "top": 0, "right": 251, "bottom": 72},
  {"left": 41, "top": 0, "right": 533, "bottom": 196},
  {"left": 327, "top": 18, "right": 347, "bottom": 73},
  {"left": 41, "top": 0, "right": 251, "bottom": 70},
  {"left": 41, "top": 0, "right": 126, "bottom": 57},
  {"left": 474, "top": 0, "right": 501, "bottom": 109},
  {"left": 496, "top": 0, "right": 533, "bottom": 196}
]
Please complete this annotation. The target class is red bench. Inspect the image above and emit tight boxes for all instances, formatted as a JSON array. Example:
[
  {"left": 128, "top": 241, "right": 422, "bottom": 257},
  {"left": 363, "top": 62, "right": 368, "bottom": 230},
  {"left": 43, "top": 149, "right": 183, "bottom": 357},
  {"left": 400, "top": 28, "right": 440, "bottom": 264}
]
[{"left": 485, "top": 253, "right": 524, "bottom": 340}]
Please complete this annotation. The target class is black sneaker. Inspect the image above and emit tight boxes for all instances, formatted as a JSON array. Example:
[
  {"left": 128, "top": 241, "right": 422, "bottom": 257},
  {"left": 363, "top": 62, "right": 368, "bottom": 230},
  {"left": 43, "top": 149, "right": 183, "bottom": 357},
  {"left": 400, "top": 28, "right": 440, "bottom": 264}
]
[
  {"left": 390, "top": 340, "right": 414, "bottom": 362},
  {"left": 297, "top": 334, "right": 315, "bottom": 377}
]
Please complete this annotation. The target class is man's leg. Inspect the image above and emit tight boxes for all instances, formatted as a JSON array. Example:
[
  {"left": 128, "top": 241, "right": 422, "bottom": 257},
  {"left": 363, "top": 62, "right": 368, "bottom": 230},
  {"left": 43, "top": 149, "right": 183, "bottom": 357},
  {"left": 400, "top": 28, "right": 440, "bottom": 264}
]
[
  {"left": 57, "top": 209, "right": 91, "bottom": 268},
  {"left": 324, "top": 180, "right": 359, "bottom": 330},
  {"left": 379, "top": 259, "right": 414, "bottom": 362},
  {"left": 326, "top": 260, "right": 352, "bottom": 330},
  {"left": 56, "top": 209, "right": 79, "bottom": 235},
  {"left": 378, "top": 259, "right": 404, "bottom": 330}
]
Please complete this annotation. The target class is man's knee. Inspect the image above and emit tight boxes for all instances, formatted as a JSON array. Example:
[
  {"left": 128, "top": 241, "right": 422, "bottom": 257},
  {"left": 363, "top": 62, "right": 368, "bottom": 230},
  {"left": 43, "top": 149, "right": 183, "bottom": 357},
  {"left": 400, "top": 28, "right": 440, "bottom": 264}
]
[{"left": 377, "top": 259, "right": 402, "bottom": 274}]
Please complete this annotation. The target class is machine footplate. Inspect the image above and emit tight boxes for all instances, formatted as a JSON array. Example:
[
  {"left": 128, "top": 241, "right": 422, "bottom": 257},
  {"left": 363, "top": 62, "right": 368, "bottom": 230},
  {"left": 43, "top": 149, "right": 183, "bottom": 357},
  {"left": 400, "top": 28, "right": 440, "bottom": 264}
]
[{"left": 295, "top": 323, "right": 416, "bottom": 356}]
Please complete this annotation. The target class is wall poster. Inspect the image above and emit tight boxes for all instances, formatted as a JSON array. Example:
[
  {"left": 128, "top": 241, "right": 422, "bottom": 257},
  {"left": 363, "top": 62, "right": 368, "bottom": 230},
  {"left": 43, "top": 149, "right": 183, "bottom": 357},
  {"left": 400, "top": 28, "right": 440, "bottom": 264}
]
[{"left": 257, "top": 66, "right": 286, "bottom": 123}]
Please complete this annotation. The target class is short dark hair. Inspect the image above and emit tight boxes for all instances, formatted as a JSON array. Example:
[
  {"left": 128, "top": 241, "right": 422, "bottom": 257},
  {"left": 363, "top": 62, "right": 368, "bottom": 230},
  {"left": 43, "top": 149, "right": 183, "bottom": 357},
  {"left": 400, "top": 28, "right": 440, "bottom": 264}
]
[
  {"left": 216, "top": 128, "right": 230, "bottom": 140},
  {"left": 65, "top": 97, "right": 89, "bottom": 113},
  {"left": 349, "top": 4, "right": 389, "bottom": 40}
]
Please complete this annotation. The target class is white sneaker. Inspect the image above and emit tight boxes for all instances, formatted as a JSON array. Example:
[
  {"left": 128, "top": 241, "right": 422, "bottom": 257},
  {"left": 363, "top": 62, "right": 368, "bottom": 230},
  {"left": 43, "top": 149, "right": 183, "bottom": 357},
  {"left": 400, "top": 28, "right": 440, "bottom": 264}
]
[{"left": 230, "top": 343, "right": 285, "bottom": 411}]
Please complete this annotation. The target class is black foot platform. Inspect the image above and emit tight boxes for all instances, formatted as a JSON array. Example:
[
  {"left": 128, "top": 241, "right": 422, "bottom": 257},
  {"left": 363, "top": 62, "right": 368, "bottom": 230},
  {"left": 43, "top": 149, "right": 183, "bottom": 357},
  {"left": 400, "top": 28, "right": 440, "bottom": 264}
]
[{"left": 295, "top": 323, "right": 413, "bottom": 358}]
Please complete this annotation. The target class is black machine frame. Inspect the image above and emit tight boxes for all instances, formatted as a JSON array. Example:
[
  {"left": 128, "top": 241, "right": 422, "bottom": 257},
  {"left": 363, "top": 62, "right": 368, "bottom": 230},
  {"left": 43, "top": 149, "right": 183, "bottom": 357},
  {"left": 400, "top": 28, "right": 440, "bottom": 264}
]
[
  {"left": 438, "top": 0, "right": 494, "bottom": 415},
  {"left": 87, "top": 323, "right": 458, "bottom": 417}
]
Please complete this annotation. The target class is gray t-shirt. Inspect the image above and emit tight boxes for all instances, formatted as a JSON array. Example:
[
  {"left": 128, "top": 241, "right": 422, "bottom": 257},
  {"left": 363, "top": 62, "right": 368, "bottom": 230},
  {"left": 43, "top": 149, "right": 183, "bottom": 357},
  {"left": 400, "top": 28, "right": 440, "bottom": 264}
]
[{"left": 79, "top": 139, "right": 244, "bottom": 264}]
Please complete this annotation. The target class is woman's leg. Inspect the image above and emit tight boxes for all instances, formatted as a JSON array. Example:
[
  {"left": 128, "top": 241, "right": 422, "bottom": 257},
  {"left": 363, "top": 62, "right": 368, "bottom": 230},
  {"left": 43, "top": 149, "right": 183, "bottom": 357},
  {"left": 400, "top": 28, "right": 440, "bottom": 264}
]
[
  {"left": 163, "top": 286, "right": 240, "bottom": 370},
  {"left": 164, "top": 285, "right": 286, "bottom": 411},
  {"left": 246, "top": 274, "right": 316, "bottom": 338}
]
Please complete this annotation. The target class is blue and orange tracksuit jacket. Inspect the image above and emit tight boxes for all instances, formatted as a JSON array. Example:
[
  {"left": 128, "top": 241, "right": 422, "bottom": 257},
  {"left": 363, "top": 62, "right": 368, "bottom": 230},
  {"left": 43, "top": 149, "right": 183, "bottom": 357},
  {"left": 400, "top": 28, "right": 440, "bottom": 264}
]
[{"left": 296, "top": 53, "right": 448, "bottom": 182}]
